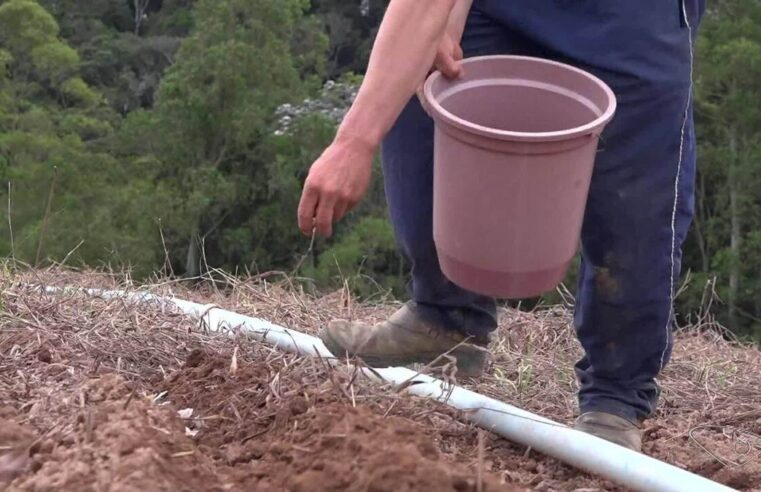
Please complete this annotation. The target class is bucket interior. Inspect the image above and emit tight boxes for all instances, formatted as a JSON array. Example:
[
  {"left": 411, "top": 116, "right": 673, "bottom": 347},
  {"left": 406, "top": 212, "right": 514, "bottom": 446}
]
[
  {"left": 427, "top": 56, "right": 615, "bottom": 139},
  {"left": 439, "top": 83, "right": 599, "bottom": 134}
]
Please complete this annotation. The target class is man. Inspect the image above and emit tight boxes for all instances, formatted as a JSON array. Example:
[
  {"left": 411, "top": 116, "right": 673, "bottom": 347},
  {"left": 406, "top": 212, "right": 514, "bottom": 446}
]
[{"left": 297, "top": 0, "right": 704, "bottom": 451}]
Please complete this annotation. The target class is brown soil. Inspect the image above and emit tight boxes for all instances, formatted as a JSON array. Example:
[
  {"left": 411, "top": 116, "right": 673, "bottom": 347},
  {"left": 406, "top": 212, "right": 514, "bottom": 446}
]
[
  {"left": 160, "top": 350, "right": 508, "bottom": 491},
  {"left": 0, "top": 278, "right": 518, "bottom": 491},
  {"left": 2, "top": 269, "right": 761, "bottom": 491},
  {"left": 3, "top": 356, "right": 509, "bottom": 492}
]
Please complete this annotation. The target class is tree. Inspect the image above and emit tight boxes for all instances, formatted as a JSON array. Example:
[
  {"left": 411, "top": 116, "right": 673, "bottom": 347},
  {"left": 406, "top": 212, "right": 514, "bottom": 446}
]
[
  {"left": 121, "top": 0, "right": 329, "bottom": 276},
  {"left": 309, "top": 0, "right": 387, "bottom": 78},
  {"left": 0, "top": 0, "right": 161, "bottom": 273},
  {"left": 37, "top": 0, "right": 185, "bottom": 112},
  {"left": 681, "top": 0, "right": 761, "bottom": 339},
  {"left": 132, "top": 0, "right": 151, "bottom": 35}
]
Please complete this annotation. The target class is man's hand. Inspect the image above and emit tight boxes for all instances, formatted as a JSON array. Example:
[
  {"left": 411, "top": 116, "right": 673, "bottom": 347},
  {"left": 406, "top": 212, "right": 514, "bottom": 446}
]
[
  {"left": 296, "top": 0, "right": 462, "bottom": 238},
  {"left": 417, "top": 32, "right": 464, "bottom": 112},
  {"left": 433, "top": 32, "right": 464, "bottom": 78},
  {"left": 297, "top": 136, "right": 374, "bottom": 237}
]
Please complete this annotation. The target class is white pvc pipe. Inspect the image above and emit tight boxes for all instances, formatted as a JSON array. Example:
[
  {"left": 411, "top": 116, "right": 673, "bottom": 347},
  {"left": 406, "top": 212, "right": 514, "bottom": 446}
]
[{"left": 43, "top": 286, "right": 733, "bottom": 492}]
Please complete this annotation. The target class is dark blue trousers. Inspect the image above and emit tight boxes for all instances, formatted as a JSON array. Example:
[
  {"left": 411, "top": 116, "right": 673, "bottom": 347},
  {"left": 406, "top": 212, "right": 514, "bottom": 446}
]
[{"left": 381, "top": 0, "right": 704, "bottom": 422}]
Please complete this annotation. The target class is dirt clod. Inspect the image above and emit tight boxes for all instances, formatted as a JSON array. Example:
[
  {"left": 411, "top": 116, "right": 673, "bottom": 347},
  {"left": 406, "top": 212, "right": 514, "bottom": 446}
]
[
  {"left": 185, "top": 348, "right": 205, "bottom": 368},
  {"left": 36, "top": 347, "right": 52, "bottom": 364},
  {"left": 0, "top": 412, "right": 35, "bottom": 487}
]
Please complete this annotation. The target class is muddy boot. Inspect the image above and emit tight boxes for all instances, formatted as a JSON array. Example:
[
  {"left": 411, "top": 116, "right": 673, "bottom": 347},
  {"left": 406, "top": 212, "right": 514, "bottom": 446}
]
[
  {"left": 573, "top": 412, "right": 643, "bottom": 452},
  {"left": 320, "top": 303, "right": 490, "bottom": 377}
]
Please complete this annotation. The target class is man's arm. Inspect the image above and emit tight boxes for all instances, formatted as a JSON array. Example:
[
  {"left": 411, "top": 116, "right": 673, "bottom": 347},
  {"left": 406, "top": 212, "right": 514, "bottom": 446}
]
[
  {"left": 339, "top": 0, "right": 459, "bottom": 150},
  {"left": 298, "top": 0, "right": 465, "bottom": 237},
  {"left": 446, "top": 0, "right": 473, "bottom": 42}
]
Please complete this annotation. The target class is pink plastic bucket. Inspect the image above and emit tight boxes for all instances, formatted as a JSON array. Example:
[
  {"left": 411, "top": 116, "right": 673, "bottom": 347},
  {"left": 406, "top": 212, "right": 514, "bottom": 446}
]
[{"left": 422, "top": 55, "right": 616, "bottom": 298}]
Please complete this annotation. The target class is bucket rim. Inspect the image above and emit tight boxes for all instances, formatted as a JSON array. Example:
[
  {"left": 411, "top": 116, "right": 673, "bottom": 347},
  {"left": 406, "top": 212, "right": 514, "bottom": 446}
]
[{"left": 422, "top": 55, "right": 617, "bottom": 143}]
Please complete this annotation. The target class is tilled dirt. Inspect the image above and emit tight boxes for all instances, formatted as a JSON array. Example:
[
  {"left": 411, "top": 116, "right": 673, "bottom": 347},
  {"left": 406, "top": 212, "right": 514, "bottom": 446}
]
[
  {"left": 0, "top": 297, "right": 520, "bottom": 492},
  {"left": 2, "top": 355, "right": 514, "bottom": 492},
  {"left": 2, "top": 272, "right": 761, "bottom": 491},
  {"left": 7, "top": 375, "right": 225, "bottom": 491},
  {"left": 160, "top": 351, "right": 510, "bottom": 491}
]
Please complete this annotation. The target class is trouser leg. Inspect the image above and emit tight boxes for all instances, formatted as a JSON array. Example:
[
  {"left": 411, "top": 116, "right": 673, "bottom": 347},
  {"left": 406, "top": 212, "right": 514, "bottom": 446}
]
[
  {"left": 474, "top": 0, "right": 702, "bottom": 420},
  {"left": 378, "top": 9, "right": 517, "bottom": 341}
]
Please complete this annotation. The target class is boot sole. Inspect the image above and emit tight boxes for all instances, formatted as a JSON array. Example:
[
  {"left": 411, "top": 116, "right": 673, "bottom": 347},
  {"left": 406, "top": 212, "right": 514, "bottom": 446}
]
[{"left": 321, "top": 332, "right": 489, "bottom": 378}]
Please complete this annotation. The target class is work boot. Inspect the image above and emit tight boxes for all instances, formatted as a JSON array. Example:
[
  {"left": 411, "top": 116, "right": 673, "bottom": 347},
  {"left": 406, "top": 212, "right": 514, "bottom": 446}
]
[
  {"left": 320, "top": 303, "right": 490, "bottom": 377},
  {"left": 573, "top": 412, "right": 643, "bottom": 452}
]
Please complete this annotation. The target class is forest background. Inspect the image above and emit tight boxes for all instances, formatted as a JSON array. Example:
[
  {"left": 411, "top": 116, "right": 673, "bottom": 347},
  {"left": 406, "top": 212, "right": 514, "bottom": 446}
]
[{"left": 2, "top": 0, "right": 760, "bottom": 341}]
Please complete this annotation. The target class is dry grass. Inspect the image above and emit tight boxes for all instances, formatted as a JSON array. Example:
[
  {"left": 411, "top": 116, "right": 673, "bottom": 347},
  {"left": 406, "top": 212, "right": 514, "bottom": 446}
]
[
  {"left": 2, "top": 266, "right": 761, "bottom": 490},
  {"left": 0, "top": 267, "right": 527, "bottom": 491}
]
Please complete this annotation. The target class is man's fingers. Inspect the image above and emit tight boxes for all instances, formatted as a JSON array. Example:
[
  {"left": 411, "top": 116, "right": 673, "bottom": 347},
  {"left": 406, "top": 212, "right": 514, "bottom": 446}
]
[
  {"left": 438, "top": 53, "right": 463, "bottom": 79},
  {"left": 297, "top": 185, "right": 318, "bottom": 235},
  {"left": 314, "top": 195, "right": 336, "bottom": 237},
  {"left": 453, "top": 43, "right": 464, "bottom": 61},
  {"left": 333, "top": 200, "right": 349, "bottom": 223}
]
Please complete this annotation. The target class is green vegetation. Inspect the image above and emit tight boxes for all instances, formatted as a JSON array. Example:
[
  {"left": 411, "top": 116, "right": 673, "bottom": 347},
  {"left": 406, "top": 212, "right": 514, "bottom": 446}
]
[{"left": 1, "top": 0, "right": 760, "bottom": 340}]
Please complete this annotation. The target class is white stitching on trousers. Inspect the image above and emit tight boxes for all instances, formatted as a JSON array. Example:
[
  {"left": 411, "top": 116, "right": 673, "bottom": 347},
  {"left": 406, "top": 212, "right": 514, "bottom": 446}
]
[{"left": 661, "top": 2, "right": 694, "bottom": 371}]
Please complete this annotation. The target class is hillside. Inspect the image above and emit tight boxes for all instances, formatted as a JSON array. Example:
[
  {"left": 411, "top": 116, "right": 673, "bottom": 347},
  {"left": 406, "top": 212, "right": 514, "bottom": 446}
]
[{"left": 1, "top": 269, "right": 760, "bottom": 491}]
